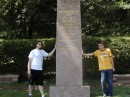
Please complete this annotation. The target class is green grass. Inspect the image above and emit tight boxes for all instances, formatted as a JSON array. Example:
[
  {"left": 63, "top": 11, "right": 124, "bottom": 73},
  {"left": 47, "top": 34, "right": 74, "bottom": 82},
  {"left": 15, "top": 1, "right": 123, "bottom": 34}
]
[
  {"left": 84, "top": 78, "right": 130, "bottom": 97},
  {"left": 90, "top": 86, "right": 130, "bottom": 97},
  {"left": 0, "top": 79, "right": 130, "bottom": 97}
]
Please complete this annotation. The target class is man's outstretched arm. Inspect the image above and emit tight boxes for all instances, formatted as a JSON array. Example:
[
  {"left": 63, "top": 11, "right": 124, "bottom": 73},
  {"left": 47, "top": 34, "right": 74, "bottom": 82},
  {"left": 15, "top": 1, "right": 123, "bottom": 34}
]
[{"left": 48, "top": 45, "right": 56, "bottom": 57}]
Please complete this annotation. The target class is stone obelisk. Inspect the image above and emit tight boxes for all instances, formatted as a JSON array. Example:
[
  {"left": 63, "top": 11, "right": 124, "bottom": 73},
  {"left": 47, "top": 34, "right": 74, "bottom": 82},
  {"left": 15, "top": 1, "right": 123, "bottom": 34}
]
[{"left": 49, "top": 0, "right": 90, "bottom": 97}]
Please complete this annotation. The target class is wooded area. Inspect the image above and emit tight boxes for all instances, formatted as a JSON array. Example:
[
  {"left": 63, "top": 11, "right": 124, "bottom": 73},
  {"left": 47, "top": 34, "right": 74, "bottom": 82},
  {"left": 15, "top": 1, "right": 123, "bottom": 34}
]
[{"left": 0, "top": 0, "right": 129, "bottom": 39}]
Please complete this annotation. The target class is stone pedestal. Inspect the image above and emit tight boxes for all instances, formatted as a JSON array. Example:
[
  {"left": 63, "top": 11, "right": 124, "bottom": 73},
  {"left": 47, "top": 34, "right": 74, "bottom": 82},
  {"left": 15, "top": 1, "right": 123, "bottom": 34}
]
[
  {"left": 50, "top": 86, "right": 90, "bottom": 97},
  {"left": 49, "top": 0, "right": 90, "bottom": 97}
]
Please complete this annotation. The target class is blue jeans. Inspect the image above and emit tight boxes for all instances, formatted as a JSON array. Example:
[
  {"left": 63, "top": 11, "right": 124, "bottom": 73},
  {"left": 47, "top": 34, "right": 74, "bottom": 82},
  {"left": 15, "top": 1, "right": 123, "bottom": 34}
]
[{"left": 101, "top": 69, "right": 113, "bottom": 96}]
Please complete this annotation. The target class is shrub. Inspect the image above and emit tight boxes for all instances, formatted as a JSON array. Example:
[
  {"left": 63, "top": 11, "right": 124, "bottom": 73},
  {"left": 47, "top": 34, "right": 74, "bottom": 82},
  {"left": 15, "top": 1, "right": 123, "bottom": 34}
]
[
  {"left": 0, "top": 37, "right": 130, "bottom": 80},
  {"left": 0, "top": 39, "right": 56, "bottom": 81},
  {"left": 83, "top": 36, "right": 130, "bottom": 78}
]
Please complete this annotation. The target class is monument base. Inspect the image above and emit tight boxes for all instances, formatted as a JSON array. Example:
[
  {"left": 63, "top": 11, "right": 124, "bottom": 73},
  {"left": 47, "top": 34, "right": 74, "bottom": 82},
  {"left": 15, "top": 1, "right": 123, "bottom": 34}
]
[{"left": 49, "top": 86, "right": 90, "bottom": 97}]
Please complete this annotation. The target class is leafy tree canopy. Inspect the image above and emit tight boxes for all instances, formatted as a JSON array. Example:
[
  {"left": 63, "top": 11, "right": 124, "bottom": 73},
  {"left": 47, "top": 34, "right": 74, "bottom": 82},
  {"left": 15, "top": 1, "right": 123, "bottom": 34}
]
[{"left": 0, "top": 0, "right": 130, "bottom": 39}]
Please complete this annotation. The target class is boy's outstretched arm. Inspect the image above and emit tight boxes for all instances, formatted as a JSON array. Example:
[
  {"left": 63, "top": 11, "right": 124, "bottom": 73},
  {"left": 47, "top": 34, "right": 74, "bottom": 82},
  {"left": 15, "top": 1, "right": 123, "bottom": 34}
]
[{"left": 82, "top": 50, "right": 94, "bottom": 57}]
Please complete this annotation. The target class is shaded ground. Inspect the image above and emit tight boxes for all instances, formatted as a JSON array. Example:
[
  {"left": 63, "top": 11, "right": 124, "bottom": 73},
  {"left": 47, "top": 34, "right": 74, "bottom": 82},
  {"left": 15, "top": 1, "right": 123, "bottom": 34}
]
[
  {"left": 84, "top": 78, "right": 130, "bottom": 97},
  {"left": 0, "top": 79, "right": 130, "bottom": 97}
]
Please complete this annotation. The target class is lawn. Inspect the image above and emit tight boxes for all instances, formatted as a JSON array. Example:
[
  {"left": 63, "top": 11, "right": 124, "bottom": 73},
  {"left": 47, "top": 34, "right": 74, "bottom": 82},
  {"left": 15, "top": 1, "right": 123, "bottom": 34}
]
[
  {"left": 0, "top": 79, "right": 130, "bottom": 97},
  {"left": 84, "top": 78, "right": 130, "bottom": 97}
]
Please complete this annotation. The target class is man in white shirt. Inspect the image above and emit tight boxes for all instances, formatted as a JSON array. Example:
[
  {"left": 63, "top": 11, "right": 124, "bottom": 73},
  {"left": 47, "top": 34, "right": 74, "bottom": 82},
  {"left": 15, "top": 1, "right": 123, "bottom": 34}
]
[{"left": 27, "top": 40, "right": 56, "bottom": 97}]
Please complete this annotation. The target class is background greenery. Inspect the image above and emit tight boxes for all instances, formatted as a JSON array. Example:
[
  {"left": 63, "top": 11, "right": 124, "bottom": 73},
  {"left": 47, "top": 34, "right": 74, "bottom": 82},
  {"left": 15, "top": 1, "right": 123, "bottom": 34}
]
[
  {"left": 0, "top": 37, "right": 129, "bottom": 81},
  {"left": 0, "top": 79, "right": 130, "bottom": 97},
  {"left": 81, "top": 0, "right": 130, "bottom": 37},
  {"left": 82, "top": 36, "right": 130, "bottom": 78},
  {"left": 0, "top": 39, "right": 56, "bottom": 82},
  {"left": 0, "top": 1, "right": 129, "bottom": 97},
  {"left": 0, "top": 0, "right": 130, "bottom": 81},
  {"left": 0, "top": 0, "right": 56, "bottom": 39},
  {"left": 0, "top": 0, "right": 130, "bottom": 39}
]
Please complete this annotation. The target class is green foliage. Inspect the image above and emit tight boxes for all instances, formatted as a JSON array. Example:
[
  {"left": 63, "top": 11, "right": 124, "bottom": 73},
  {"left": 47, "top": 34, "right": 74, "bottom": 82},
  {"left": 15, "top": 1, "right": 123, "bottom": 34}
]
[
  {"left": 0, "top": 0, "right": 130, "bottom": 39},
  {"left": 82, "top": 36, "right": 130, "bottom": 78},
  {"left": 0, "top": 39, "right": 56, "bottom": 77},
  {"left": 0, "top": 0, "right": 56, "bottom": 39},
  {"left": 81, "top": 0, "right": 130, "bottom": 36},
  {"left": 0, "top": 37, "right": 130, "bottom": 79},
  {"left": 108, "top": 37, "right": 130, "bottom": 74}
]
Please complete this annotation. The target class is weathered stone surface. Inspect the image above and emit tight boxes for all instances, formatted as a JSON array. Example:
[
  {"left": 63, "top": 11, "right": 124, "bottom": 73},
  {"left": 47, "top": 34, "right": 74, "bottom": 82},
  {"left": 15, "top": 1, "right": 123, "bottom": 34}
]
[
  {"left": 56, "top": 0, "right": 82, "bottom": 87},
  {"left": 49, "top": 0, "right": 90, "bottom": 97},
  {"left": 50, "top": 86, "right": 90, "bottom": 97}
]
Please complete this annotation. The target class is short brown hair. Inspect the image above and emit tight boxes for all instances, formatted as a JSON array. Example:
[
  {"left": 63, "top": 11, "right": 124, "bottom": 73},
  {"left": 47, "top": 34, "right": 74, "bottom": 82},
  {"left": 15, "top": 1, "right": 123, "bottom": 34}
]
[
  {"left": 36, "top": 40, "right": 44, "bottom": 47},
  {"left": 98, "top": 41, "right": 104, "bottom": 45}
]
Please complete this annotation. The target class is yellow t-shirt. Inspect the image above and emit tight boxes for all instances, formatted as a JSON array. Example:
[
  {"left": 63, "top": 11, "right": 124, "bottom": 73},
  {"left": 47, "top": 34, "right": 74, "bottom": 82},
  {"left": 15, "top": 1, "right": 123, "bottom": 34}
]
[{"left": 93, "top": 48, "right": 113, "bottom": 71}]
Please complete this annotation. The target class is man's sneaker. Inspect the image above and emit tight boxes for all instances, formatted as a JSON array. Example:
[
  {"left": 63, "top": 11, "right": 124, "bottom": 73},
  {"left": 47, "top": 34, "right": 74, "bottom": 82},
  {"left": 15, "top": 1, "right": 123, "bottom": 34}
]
[
  {"left": 42, "top": 95, "right": 45, "bottom": 97},
  {"left": 103, "top": 94, "right": 106, "bottom": 97}
]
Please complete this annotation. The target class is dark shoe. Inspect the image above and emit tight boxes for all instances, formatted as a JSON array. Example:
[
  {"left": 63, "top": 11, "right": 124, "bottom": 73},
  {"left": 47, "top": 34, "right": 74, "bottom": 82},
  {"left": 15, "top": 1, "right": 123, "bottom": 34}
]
[{"left": 28, "top": 95, "right": 32, "bottom": 97}]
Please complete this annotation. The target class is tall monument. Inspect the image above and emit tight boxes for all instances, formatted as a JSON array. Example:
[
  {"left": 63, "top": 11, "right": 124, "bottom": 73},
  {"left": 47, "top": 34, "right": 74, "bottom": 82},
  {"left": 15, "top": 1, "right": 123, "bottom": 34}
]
[{"left": 49, "top": 0, "right": 90, "bottom": 97}]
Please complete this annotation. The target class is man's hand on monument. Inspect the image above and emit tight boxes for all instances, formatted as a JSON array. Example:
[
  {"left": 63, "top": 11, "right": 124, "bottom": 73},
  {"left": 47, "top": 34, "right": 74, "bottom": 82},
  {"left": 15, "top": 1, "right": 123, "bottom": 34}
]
[
  {"left": 113, "top": 68, "right": 115, "bottom": 72},
  {"left": 54, "top": 44, "right": 56, "bottom": 51},
  {"left": 82, "top": 50, "right": 87, "bottom": 58},
  {"left": 48, "top": 45, "right": 56, "bottom": 57},
  {"left": 82, "top": 50, "right": 84, "bottom": 54}
]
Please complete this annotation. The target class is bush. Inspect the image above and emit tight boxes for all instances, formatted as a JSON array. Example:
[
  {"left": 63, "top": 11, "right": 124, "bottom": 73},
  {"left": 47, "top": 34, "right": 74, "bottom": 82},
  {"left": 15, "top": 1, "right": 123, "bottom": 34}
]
[
  {"left": 0, "top": 37, "right": 130, "bottom": 80},
  {"left": 0, "top": 39, "right": 56, "bottom": 81},
  {"left": 82, "top": 36, "right": 130, "bottom": 78}
]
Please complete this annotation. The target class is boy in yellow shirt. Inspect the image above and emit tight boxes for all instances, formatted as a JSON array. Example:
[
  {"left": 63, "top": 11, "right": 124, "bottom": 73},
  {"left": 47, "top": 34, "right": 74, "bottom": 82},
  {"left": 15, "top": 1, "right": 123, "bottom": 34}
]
[{"left": 84, "top": 41, "right": 115, "bottom": 97}]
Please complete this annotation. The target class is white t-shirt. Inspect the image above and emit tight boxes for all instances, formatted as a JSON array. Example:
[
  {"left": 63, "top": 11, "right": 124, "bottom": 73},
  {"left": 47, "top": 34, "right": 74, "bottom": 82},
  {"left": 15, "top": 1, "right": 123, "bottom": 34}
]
[{"left": 28, "top": 49, "right": 48, "bottom": 70}]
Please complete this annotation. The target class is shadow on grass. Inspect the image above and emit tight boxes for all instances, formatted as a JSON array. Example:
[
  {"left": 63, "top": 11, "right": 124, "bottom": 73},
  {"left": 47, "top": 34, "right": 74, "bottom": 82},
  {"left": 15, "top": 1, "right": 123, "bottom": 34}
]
[
  {"left": 83, "top": 78, "right": 130, "bottom": 97},
  {"left": 0, "top": 79, "right": 130, "bottom": 97}
]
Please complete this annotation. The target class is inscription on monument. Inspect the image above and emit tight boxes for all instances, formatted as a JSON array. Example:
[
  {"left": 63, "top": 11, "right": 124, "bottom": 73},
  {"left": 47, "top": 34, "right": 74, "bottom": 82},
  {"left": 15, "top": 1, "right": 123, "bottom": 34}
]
[{"left": 57, "top": 10, "right": 80, "bottom": 53}]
